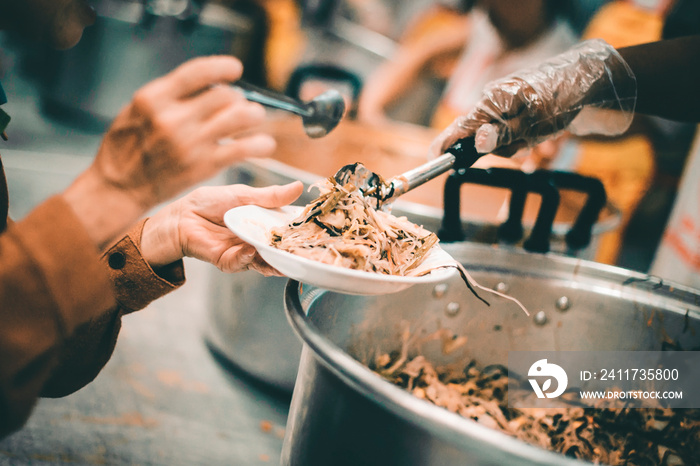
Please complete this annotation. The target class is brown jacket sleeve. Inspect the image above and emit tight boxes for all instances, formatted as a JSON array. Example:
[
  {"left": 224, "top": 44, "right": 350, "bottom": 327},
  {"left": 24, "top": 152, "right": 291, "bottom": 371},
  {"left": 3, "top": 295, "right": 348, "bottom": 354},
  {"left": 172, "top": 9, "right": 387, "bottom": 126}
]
[
  {"left": 0, "top": 196, "right": 184, "bottom": 438},
  {"left": 40, "top": 218, "right": 185, "bottom": 398}
]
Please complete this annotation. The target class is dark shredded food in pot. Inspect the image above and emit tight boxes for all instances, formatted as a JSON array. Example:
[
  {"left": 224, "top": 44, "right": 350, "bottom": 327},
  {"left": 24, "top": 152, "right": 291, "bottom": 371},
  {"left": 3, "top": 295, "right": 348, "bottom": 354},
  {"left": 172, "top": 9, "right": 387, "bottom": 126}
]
[{"left": 373, "top": 354, "right": 700, "bottom": 465}]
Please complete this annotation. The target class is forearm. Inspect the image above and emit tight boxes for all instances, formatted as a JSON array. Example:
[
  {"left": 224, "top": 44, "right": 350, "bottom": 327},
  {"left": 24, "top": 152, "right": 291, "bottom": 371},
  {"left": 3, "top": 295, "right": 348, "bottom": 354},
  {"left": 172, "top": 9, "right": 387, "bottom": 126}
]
[
  {"left": 618, "top": 35, "right": 700, "bottom": 121},
  {"left": 359, "top": 53, "right": 430, "bottom": 117},
  {"left": 433, "top": 36, "right": 700, "bottom": 157},
  {"left": 62, "top": 168, "right": 147, "bottom": 251},
  {"left": 360, "top": 24, "right": 469, "bottom": 118}
]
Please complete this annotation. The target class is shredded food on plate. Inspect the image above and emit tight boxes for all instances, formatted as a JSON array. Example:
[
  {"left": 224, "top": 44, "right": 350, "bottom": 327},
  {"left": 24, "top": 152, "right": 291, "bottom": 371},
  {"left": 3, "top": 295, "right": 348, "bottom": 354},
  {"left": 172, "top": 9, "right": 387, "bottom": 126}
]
[
  {"left": 269, "top": 171, "right": 529, "bottom": 315},
  {"left": 270, "top": 176, "right": 437, "bottom": 276}
]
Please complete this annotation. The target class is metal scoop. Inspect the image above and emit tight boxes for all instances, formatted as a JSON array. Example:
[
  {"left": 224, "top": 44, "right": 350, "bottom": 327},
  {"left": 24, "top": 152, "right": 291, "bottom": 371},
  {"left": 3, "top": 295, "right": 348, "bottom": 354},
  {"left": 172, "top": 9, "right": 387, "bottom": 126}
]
[
  {"left": 334, "top": 137, "right": 482, "bottom": 208},
  {"left": 234, "top": 80, "right": 345, "bottom": 138}
]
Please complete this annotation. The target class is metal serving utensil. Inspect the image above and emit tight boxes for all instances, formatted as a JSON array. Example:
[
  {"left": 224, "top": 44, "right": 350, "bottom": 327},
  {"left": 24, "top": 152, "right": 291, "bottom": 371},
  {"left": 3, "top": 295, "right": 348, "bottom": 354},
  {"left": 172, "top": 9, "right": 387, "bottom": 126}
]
[
  {"left": 334, "top": 138, "right": 482, "bottom": 208},
  {"left": 234, "top": 80, "right": 346, "bottom": 138}
]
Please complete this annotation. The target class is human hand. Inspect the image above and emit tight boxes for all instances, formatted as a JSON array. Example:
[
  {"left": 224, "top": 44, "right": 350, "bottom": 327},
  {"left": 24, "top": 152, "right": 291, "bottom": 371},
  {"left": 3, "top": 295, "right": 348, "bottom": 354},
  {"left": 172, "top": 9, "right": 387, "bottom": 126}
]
[
  {"left": 430, "top": 39, "right": 637, "bottom": 158},
  {"left": 93, "top": 55, "right": 275, "bottom": 208},
  {"left": 139, "top": 181, "right": 304, "bottom": 275},
  {"left": 65, "top": 56, "right": 275, "bottom": 248}
]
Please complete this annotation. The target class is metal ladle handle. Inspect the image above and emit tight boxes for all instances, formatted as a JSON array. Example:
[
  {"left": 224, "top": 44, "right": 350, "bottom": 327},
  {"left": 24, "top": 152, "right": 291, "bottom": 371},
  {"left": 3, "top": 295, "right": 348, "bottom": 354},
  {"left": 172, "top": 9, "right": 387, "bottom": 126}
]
[
  {"left": 383, "top": 153, "right": 455, "bottom": 204},
  {"left": 382, "top": 137, "right": 483, "bottom": 204},
  {"left": 233, "top": 80, "right": 312, "bottom": 117}
]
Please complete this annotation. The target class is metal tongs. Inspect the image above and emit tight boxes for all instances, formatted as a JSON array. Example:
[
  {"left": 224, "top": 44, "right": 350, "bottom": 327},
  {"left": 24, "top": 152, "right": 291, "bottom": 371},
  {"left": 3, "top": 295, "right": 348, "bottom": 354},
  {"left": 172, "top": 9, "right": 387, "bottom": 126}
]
[
  {"left": 234, "top": 80, "right": 346, "bottom": 138},
  {"left": 334, "top": 137, "right": 483, "bottom": 208}
]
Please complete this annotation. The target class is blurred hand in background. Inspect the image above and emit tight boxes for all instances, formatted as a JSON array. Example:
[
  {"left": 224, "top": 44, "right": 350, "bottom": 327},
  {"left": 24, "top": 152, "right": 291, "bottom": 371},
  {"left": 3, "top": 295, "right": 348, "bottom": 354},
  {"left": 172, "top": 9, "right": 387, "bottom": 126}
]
[{"left": 64, "top": 56, "right": 277, "bottom": 250}]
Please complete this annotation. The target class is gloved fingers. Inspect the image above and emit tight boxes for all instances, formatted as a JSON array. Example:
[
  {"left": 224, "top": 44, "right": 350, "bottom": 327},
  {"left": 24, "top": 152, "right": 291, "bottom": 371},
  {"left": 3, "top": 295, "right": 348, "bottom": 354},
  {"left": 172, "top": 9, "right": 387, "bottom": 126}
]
[
  {"left": 475, "top": 123, "right": 527, "bottom": 157},
  {"left": 429, "top": 117, "right": 473, "bottom": 159},
  {"left": 474, "top": 77, "right": 583, "bottom": 155}
]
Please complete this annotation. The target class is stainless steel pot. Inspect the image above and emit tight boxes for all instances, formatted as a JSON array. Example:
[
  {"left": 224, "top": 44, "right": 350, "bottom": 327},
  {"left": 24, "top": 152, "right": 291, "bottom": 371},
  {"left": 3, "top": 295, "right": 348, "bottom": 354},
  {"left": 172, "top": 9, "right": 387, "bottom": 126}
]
[{"left": 281, "top": 242, "right": 700, "bottom": 465}]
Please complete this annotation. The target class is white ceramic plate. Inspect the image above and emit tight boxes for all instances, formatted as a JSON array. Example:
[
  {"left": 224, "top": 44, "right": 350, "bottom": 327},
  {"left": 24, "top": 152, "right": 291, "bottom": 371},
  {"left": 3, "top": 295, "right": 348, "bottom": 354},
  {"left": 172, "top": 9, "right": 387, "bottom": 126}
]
[{"left": 224, "top": 205, "right": 457, "bottom": 295}]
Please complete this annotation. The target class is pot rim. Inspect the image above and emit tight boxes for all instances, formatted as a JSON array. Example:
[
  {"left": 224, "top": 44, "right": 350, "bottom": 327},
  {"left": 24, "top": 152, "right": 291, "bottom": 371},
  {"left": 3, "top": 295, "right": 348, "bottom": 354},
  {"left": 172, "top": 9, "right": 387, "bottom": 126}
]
[{"left": 283, "top": 243, "right": 700, "bottom": 465}]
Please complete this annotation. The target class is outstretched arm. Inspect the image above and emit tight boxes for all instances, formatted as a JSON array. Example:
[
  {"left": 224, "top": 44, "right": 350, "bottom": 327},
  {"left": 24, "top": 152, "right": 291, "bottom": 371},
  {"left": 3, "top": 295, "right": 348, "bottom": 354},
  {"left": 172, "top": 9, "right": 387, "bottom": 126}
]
[
  {"left": 620, "top": 35, "right": 700, "bottom": 121},
  {"left": 431, "top": 36, "right": 700, "bottom": 158},
  {"left": 358, "top": 14, "right": 470, "bottom": 125}
]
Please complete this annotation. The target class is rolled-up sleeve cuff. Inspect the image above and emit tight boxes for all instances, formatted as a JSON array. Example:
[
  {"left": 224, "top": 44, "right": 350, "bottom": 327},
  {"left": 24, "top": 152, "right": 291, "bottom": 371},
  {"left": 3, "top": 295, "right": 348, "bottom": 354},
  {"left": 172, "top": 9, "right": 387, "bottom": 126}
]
[{"left": 102, "top": 218, "right": 185, "bottom": 314}]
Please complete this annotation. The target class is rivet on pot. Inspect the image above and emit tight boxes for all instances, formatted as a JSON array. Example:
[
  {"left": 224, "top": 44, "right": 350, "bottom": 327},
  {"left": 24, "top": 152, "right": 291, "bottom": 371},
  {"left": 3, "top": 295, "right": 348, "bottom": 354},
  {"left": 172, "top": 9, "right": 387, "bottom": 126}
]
[
  {"left": 433, "top": 283, "right": 449, "bottom": 299},
  {"left": 495, "top": 282, "right": 509, "bottom": 293},
  {"left": 445, "top": 302, "right": 460, "bottom": 317},
  {"left": 556, "top": 296, "right": 571, "bottom": 311},
  {"left": 534, "top": 311, "right": 547, "bottom": 326}
]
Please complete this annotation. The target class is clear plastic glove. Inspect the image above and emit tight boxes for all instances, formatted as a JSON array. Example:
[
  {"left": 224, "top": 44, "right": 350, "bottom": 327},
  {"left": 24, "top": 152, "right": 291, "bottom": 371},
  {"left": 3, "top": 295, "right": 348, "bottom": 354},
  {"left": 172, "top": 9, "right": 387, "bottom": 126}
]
[
  {"left": 431, "top": 39, "right": 637, "bottom": 158},
  {"left": 140, "top": 181, "right": 304, "bottom": 275}
]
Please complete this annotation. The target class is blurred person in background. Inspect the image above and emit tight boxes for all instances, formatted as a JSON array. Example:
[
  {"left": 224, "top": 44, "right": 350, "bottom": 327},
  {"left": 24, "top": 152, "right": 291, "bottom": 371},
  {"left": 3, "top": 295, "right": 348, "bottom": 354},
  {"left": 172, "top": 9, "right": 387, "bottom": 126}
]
[
  {"left": 357, "top": 0, "right": 579, "bottom": 171},
  {"left": 214, "top": 0, "right": 307, "bottom": 90},
  {"left": 0, "top": 0, "right": 303, "bottom": 438},
  {"left": 431, "top": 33, "right": 700, "bottom": 282},
  {"left": 361, "top": 0, "right": 687, "bottom": 267}
]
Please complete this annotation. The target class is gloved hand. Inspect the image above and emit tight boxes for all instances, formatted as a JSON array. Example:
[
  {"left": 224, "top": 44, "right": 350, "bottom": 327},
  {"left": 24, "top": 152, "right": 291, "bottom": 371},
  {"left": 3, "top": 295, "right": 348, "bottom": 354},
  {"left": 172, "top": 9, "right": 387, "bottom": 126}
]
[{"left": 430, "top": 39, "right": 637, "bottom": 158}]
